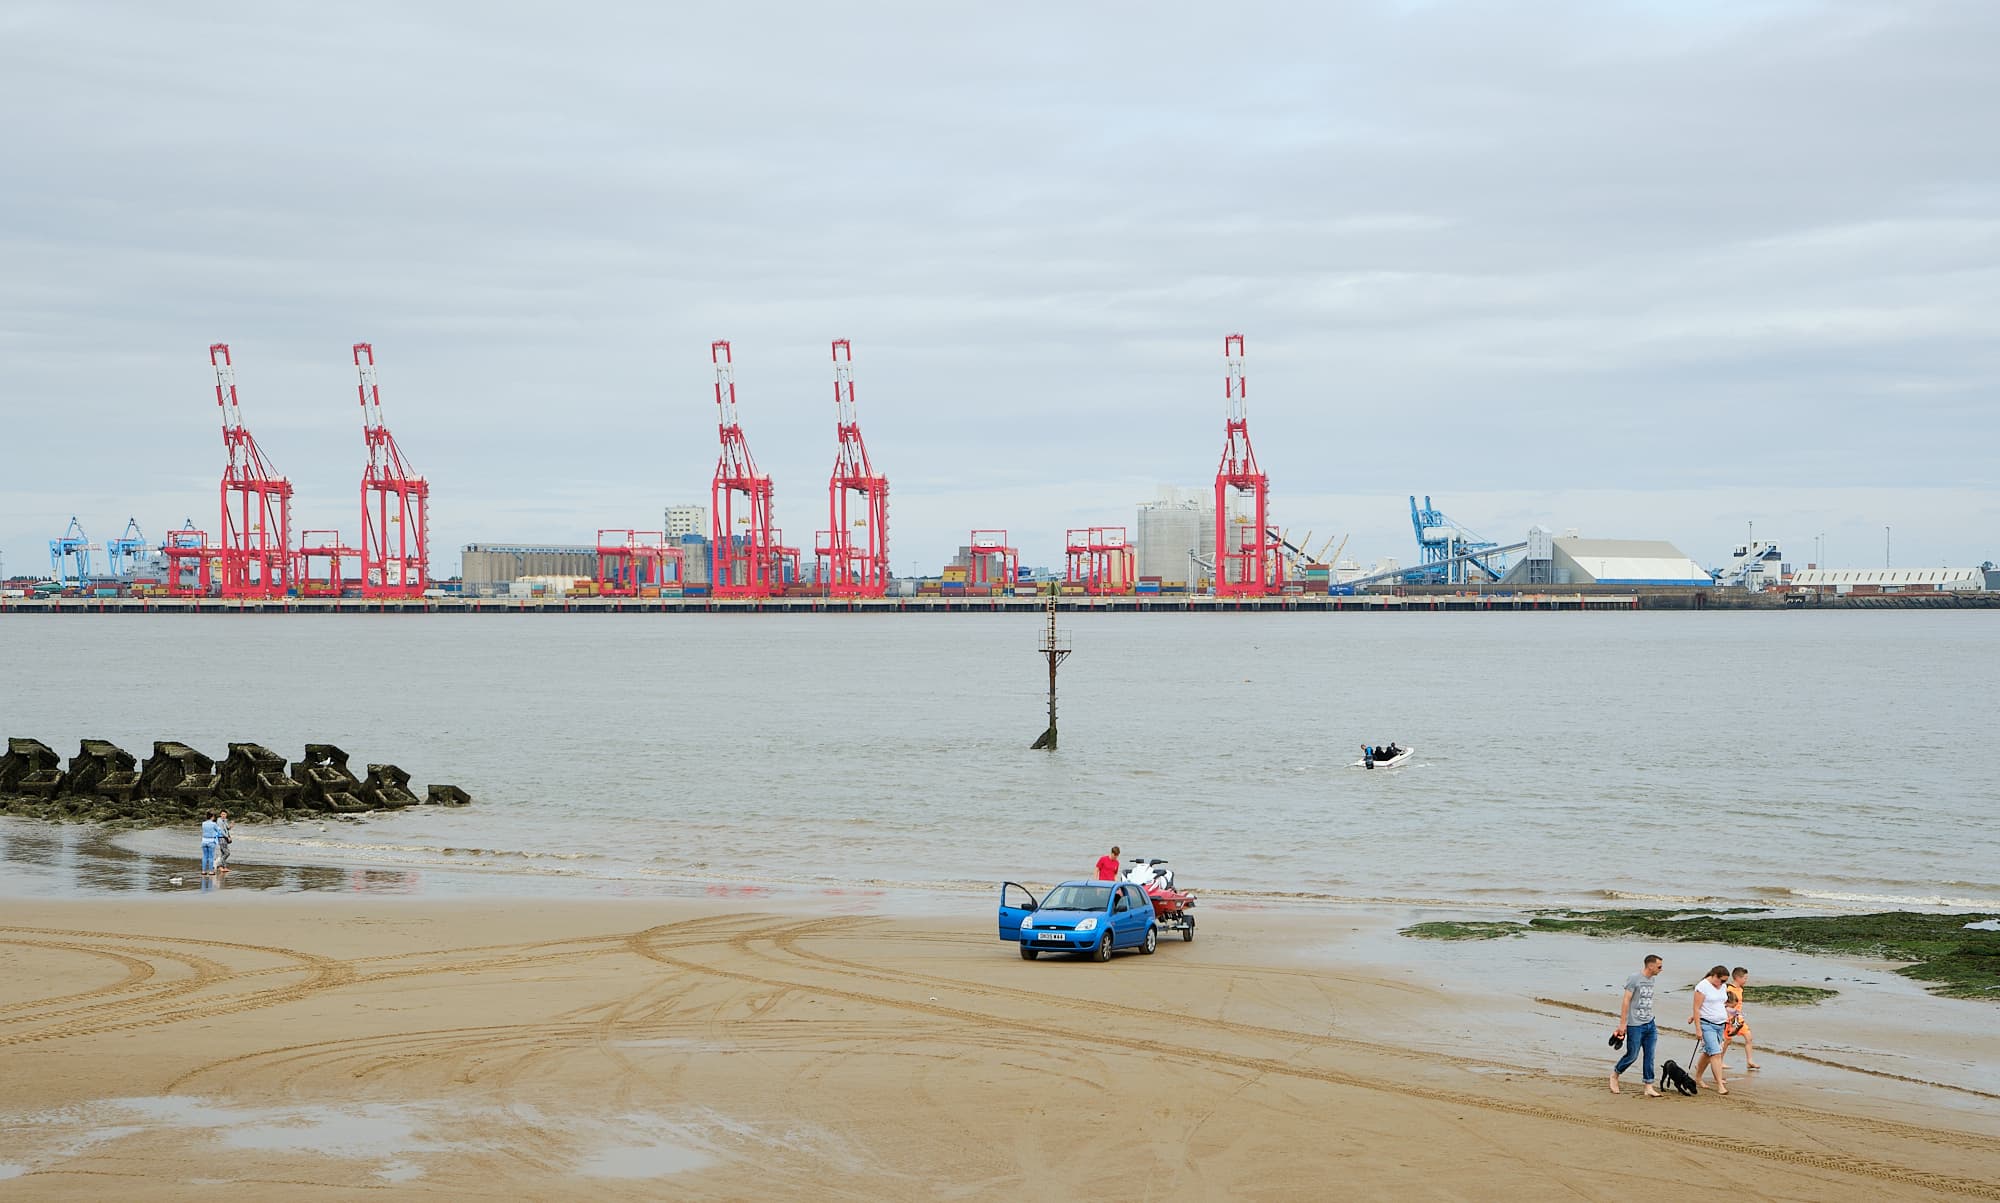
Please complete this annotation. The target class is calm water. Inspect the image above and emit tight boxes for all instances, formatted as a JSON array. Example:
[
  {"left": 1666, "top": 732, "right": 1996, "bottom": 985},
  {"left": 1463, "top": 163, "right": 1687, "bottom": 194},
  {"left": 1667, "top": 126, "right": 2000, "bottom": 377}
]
[{"left": 2, "top": 611, "right": 1996, "bottom": 907}]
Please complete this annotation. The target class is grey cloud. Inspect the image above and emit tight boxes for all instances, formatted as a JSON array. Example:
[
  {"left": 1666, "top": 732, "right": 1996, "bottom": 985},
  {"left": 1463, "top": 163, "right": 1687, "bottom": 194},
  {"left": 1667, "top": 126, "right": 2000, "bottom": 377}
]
[{"left": 1, "top": 0, "right": 1994, "bottom": 578}]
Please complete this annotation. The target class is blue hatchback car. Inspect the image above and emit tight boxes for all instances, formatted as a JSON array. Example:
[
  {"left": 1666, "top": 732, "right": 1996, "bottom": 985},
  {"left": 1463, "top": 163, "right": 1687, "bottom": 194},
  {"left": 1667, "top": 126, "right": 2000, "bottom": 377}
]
[{"left": 998, "top": 879, "right": 1159, "bottom": 961}]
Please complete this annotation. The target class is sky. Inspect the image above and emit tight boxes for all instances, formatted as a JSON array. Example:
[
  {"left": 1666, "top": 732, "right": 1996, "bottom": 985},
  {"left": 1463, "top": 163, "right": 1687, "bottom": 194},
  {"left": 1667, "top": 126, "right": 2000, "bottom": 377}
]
[{"left": 1, "top": 0, "right": 1995, "bottom": 580}]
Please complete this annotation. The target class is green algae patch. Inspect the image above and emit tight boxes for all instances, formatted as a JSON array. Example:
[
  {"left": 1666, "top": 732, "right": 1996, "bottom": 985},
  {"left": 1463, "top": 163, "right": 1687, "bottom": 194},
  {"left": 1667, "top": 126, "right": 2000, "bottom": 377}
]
[
  {"left": 1741, "top": 984, "right": 1837, "bottom": 1005},
  {"left": 1519, "top": 910, "right": 2000, "bottom": 1001},
  {"left": 1400, "top": 921, "right": 1529, "bottom": 941}
]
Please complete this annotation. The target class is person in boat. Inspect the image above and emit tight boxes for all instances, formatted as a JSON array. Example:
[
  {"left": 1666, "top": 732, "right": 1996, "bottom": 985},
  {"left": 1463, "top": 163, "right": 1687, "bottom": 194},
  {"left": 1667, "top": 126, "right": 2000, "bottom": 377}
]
[{"left": 1362, "top": 744, "right": 1375, "bottom": 768}]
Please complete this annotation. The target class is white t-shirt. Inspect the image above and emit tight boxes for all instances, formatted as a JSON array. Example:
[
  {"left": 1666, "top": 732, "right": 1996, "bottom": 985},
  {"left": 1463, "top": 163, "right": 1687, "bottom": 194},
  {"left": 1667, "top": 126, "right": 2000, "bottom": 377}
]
[{"left": 1695, "top": 978, "right": 1729, "bottom": 1023}]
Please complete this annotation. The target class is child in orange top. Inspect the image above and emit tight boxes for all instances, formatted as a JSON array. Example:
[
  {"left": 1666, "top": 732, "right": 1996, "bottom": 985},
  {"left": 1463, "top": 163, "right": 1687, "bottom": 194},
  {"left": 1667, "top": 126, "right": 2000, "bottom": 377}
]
[{"left": 1725, "top": 966, "right": 1760, "bottom": 1070}]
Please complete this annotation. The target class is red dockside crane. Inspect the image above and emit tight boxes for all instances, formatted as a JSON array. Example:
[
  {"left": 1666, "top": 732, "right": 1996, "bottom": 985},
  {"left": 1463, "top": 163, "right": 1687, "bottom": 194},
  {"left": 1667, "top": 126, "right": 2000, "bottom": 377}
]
[
  {"left": 211, "top": 343, "right": 294, "bottom": 598},
  {"left": 162, "top": 521, "right": 214, "bottom": 598},
  {"left": 816, "top": 338, "right": 890, "bottom": 597},
  {"left": 709, "top": 340, "right": 781, "bottom": 597},
  {"left": 1214, "top": 333, "right": 1280, "bottom": 597},
  {"left": 1065, "top": 527, "right": 1135, "bottom": 595},
  {"left": 595, "top": 529, "right": 684, "bottom": 596},
  {"left": 296, "top": 530, "right": 360, "bottom": 597},
  {"left": 968, "top": 530, "right": 1019, "bottom": 591},
  {"left": 354, "top": 343, "right": 430, "bottom": 597}
]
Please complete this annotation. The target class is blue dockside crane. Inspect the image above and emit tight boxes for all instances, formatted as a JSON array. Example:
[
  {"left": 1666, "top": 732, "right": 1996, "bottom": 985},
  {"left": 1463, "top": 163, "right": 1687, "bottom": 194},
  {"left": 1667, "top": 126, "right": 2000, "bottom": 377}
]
[
  {"left": 49, "top": 517, "right": 93, "bottom": 587},
  {"left": 104, "top": 518, "right": 148, "bottom": 578},
  {"left": 1407, "top": 495, "right": 1505, "bottom": 585}
]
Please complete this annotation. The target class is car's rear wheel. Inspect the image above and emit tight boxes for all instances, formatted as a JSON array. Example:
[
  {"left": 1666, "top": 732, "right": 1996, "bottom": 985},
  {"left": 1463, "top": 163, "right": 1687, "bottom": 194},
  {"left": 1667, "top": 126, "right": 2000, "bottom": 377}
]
[
  {"left": 1092, "top": 934, "right": 1113, "bottom": 962},
  {"left": 1019, "top": 944, "right": 1039, "bottom": 961},
  {"left": 1141, "top": 926, "right": 1158, "bottom": 954}
]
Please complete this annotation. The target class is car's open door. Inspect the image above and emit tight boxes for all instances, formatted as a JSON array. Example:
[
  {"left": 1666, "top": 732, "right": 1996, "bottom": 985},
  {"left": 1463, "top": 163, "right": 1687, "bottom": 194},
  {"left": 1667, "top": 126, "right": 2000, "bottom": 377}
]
[{"left": 998, "top": 882, "right": 1039, "bottom": 941}]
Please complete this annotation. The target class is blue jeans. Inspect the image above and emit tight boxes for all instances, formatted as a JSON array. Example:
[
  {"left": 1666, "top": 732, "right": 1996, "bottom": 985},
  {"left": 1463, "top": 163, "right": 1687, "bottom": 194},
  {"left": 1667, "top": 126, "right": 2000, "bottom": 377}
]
[
  {"left": 1614, "top": 1020, "right": 1657, "bottom": 1083},
  {"left": 201, "top": 841, "right": 217, "bottom": 873}
]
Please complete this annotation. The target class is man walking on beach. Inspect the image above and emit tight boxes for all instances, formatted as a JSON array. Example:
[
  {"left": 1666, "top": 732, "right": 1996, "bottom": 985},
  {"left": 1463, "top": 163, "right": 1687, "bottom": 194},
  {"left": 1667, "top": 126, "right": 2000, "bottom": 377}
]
[
  {"left": 1689, "top": 964, "right": 1732, "bottom": 1095},
  {"left": 1610, "top": 953, "right": 1663, "bottom": 1096},
  {"left": 1096, "top": 846, "right": 1121, "bottom": 881}
]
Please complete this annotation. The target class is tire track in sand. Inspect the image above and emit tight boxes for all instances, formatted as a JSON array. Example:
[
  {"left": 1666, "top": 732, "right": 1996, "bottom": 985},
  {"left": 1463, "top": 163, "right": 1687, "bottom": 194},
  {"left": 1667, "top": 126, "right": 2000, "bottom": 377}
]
[
  {"left": 0, "top": 925, "right": 355, "bottom": 1049},
  {"left": 163, "top": 915, "right": 750, "bottom": 1092},
  {"left": 0, "top": 937, "right": 159, "bottom": 1007},
  {"left": 628, "top": 917, "right": 2000, "bottom": 1200}
]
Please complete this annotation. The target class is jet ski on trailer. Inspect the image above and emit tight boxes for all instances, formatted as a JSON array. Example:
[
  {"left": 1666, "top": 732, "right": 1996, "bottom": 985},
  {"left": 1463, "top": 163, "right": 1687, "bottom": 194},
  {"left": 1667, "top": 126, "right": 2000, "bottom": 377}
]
[{"left": 1352, "top": 743, "right": 1414, "bottom": 770}]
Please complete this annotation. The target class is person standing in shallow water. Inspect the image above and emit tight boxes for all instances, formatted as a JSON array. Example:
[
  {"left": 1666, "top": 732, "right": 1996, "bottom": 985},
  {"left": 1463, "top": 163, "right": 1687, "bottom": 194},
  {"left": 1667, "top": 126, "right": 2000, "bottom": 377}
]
[
  {"left": 1095, "top": 846, "right": 1121, "bottom": 881},
  {"left": 1609, "top": 953, "right": 1664, "bottom": 1096},
  {"left": 198, "top": 811, "right": 221, "bottom": 878}
]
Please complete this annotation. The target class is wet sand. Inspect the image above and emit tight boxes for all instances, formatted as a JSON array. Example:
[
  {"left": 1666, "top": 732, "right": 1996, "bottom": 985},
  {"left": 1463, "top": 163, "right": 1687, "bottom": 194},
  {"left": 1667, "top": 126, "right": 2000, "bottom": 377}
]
[{"left": 1, "top": 898, "right": 1995, "bottom": 1200}]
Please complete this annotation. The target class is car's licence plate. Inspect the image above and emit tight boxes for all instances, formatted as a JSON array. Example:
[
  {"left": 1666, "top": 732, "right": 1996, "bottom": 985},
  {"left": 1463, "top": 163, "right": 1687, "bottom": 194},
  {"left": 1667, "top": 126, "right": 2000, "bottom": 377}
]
[{"left": 1035, "top": 932, "right": 1065, "bottom": 941}]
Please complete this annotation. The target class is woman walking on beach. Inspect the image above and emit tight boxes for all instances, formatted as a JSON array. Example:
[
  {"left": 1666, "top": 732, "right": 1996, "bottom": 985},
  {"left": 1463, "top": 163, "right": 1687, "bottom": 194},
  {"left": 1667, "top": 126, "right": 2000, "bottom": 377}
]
[
  {"left": 215, "top": 810, "right": 232, "bottom": 875},
  {"left": 198, "top": 811, "right": 222, "bottom": 879},
  {"left": 1689, "top": 965, "right": 1732, "bottom": 1095}
]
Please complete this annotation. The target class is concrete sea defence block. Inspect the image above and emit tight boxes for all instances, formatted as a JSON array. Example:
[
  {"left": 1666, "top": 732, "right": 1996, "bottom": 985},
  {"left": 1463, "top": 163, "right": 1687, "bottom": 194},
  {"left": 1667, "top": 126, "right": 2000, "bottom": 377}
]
[
  {"left": 362, "top": 764, "right": 418, "bottom": 810},
  {"left": 0, "top": 738, "right": 63, "bottom": 793},
  {"left": 0, "top": 735, "right": 475, "bottom": 826}
]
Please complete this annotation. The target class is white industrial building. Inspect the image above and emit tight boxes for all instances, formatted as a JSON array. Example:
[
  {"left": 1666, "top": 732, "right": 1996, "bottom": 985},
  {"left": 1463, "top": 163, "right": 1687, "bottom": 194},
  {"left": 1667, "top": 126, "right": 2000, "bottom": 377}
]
[
  {"left": 1135, "top": 490, "right": 1215, "bottom": 585},
  {"left": 1789, "top": 567, "right": 1983, "bottom": 594},
  {"left": 1501, "top": 532, "right": 1710, "bottom": 587},
  {"left": 664, "top": 505, "right": 707, "bottom": 539}
]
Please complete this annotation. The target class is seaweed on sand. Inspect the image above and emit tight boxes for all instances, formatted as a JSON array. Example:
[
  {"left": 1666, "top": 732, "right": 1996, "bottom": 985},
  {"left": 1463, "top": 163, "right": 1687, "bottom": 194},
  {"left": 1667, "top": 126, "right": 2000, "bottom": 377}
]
[
  {"left": 1399, "top": 921, "right": 1529, "bottom": 941},
  {"left": 1740, "top": 984, "right": 1838, "bottom": 1005},
  {"left": 1406, "top": 908, "right": 1999, "bottom": 1001}
]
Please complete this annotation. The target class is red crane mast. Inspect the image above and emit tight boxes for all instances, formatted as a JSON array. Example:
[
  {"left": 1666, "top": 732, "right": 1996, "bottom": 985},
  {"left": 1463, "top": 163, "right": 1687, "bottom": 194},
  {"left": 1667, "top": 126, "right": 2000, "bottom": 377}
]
[
  {"left": 816, "top": 338, "right": 890, "bottom": 597},
  {"left": 211, "top": 343, "right": 294, "bottom": 598},
  {"left": 1214, "top": 333, "right": 1280, "bottom": 597},
  {"left": 354, "top": 343, "right": 430, "bottom": 597},
  {"left": 709, "top": 340, "right": 780, "bottom": 597}
]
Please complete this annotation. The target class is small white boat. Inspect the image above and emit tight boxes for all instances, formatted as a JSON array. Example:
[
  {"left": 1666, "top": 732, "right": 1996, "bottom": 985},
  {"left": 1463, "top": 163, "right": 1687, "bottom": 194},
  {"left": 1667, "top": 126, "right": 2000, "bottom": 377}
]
[{"left": 1350, "top": 745, "right": 1414, "bottom": 770}]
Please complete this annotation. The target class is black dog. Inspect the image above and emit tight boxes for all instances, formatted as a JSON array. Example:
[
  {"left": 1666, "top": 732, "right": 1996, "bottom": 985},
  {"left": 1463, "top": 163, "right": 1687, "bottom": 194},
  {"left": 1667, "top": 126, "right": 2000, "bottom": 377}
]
[{"left": 1660, "top": 1059, "right": 1699, "bottom": 1096}]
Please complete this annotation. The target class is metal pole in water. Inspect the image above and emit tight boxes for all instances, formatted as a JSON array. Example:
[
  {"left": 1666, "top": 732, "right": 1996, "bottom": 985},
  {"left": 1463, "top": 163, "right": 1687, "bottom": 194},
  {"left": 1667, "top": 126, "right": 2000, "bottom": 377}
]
[{"left": 1031, "top": 582, "right": 1070, "bottom": 750}]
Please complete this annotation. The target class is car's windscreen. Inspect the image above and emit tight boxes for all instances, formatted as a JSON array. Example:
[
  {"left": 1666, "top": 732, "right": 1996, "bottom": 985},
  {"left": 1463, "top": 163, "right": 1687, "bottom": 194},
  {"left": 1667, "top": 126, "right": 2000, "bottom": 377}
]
[{"left": 1040, "top": 884, "right": 1112, "bottom": 911}]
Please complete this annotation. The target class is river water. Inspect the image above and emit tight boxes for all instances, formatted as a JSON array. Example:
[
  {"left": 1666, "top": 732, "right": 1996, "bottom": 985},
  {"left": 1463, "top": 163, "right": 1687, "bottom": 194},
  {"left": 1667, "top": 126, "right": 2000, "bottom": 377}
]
[{"left": 2, "top": 611, "right": 1996, "bottom": 908}]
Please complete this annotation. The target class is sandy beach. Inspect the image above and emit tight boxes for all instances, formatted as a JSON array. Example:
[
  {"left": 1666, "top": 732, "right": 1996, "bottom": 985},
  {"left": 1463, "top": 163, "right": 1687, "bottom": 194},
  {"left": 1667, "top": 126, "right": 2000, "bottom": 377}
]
[{"left": 1, "top": 896, "right": 1995, "bottom": 1200}]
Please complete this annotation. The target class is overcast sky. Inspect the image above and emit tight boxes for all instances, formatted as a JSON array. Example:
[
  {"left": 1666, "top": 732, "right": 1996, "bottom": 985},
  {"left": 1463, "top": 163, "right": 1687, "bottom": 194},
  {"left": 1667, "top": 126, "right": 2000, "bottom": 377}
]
[{"left": 2, "top": 0, "right": 1994, "bottom": 580}]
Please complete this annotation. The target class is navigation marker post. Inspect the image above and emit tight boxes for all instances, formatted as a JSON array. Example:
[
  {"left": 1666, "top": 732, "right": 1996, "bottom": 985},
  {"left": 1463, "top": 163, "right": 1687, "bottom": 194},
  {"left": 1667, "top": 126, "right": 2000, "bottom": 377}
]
[{"left": 1030, "top": 582, "right": 1070, "bottom": 750}]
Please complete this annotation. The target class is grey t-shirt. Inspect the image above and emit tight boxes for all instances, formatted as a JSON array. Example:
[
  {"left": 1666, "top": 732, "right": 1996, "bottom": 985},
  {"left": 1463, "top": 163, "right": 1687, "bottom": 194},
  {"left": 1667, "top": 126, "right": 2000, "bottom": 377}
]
[{"left": 1623, "top": 973, "right": 1656, "bottom": 1025}]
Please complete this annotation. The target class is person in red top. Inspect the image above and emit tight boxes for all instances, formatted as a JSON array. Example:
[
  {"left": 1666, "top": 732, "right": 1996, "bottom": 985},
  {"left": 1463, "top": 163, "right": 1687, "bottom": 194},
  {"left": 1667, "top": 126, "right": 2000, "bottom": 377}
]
[{"left": 1095, "top": 845, "right": 1122, "bottom": 881}]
